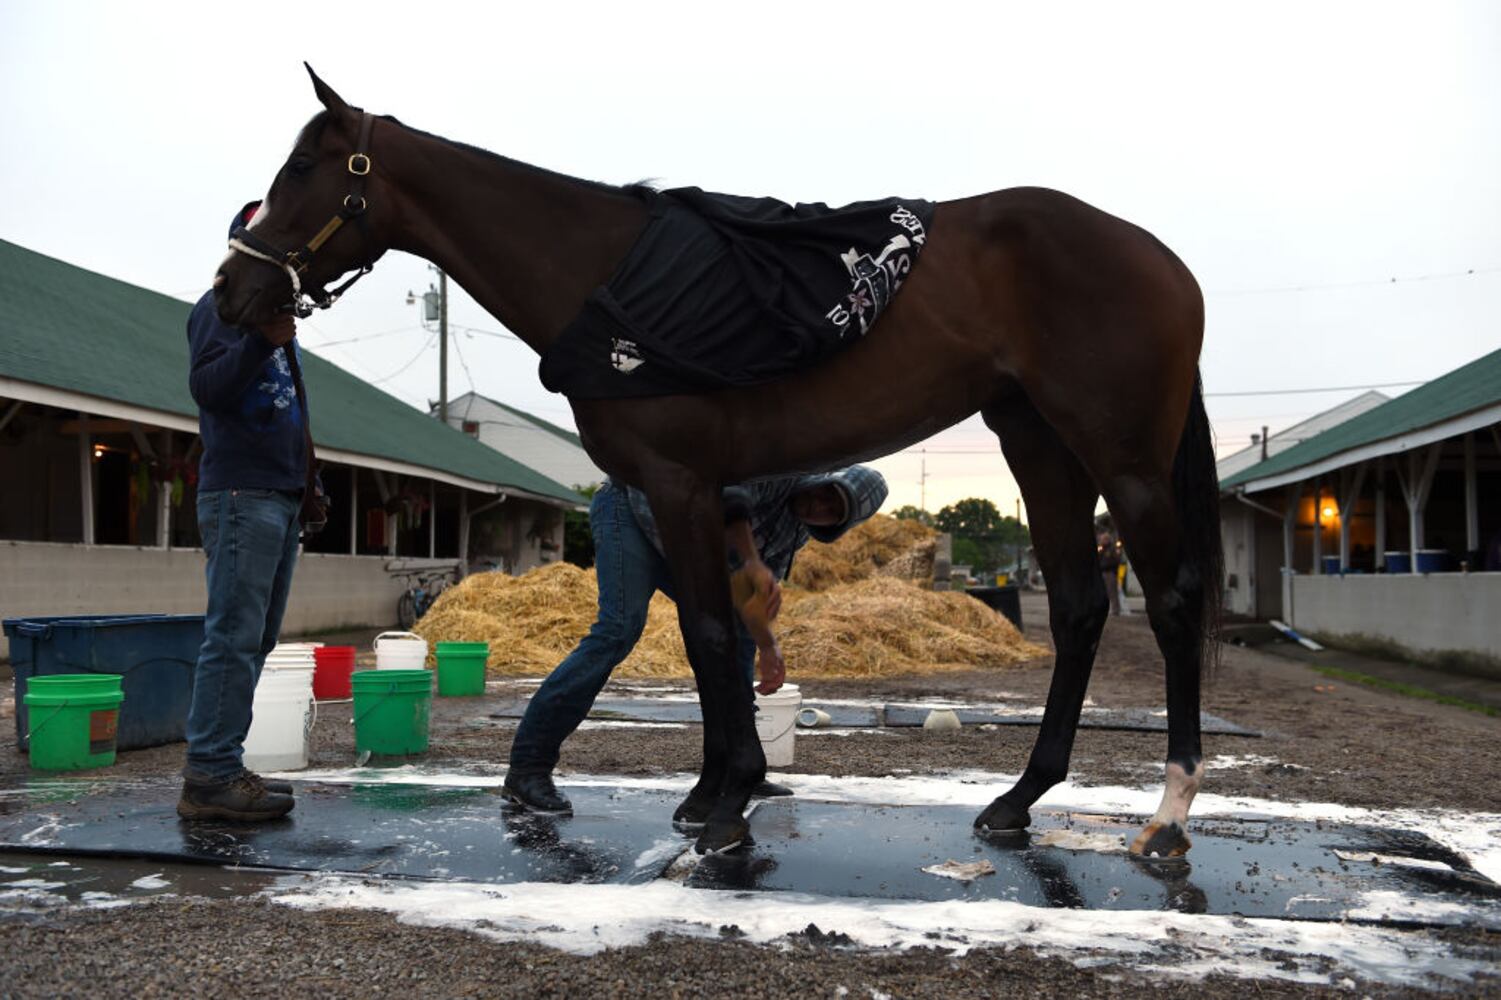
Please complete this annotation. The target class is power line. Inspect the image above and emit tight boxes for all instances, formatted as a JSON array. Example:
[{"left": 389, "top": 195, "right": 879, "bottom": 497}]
[
  {"left": 1204, "top": 380, "right": 1424, "bottom": 398},
  {"left": 455, "top": 323, "right": 522, "bottom": 342},
  {"left": 450, "top": 325, "right": 477, "bottom": 393},
  {"left": 305, "top": 323, "right": 423, "bottom": 349},
  {"left": 371, "top": 331, "right": 438, "bottom": 384},
  {"left": 1206, "top": 264, "right": 1501, "bottom": 297}
]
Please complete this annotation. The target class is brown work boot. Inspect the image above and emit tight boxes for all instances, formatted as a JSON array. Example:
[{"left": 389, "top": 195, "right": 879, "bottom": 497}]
[{"left": 177, "top": 770, "right": 295, "bottom": 821}]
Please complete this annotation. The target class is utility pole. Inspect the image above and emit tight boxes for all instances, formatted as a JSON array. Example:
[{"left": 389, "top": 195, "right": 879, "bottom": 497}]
[
  {"left": 438, "top": 269, "right": 449, "bottom": 424},
  {"left": 411, "top": 267, "right": 451, "bottom": 423},
  {"left": 919, "top": 448, "right": 928, "bottom": 514}
]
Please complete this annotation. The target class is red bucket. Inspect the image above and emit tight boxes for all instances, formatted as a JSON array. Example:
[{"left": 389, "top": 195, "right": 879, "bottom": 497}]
[{"left": 312, "top": 645, "right": 356, "bottom": 700}]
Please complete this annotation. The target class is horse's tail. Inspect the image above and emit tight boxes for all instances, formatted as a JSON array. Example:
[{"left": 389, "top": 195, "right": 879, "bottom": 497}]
[{"left": 1172, "top": 371, "right": 1225, "bottom": 677}]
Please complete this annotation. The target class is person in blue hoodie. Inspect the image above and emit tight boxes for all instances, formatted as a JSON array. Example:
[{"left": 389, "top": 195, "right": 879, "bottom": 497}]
[{"left": 177, "top": 201, "right": 306, "bottom": 822}]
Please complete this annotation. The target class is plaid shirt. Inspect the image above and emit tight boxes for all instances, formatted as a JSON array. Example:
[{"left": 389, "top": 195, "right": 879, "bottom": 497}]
[{"left": 624, "top": 465, "right": 888, "bottom": 581}]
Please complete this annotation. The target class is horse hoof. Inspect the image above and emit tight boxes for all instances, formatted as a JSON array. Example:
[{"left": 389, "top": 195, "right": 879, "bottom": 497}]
[
  {"left": 672, "top": 791, "right": 713, "bottom": 832},
  {"left": 974, "top": 798, "right": 1031, "bottom": 837},
  {"left": 1130, "top": 822, "right": 1191, "bottom": 859},
  {"left": 694, "top": 816, "right": 751, "bottom": 856}
]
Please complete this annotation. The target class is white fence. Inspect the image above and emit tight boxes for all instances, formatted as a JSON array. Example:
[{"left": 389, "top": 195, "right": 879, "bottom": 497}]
[
  {"left": 1290, "top": 572, "right": 1501, "bottom": 658},
  {"left": 0, "top": 540, "right": 410, "bottom": 644}
]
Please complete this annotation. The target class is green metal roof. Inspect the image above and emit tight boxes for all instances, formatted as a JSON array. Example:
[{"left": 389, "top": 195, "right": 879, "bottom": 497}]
[
  {"left": 0, "top": 237, "right": 583, "bottom": 506},
  {"left": 1220, "top": 345, "right": 1501, "bottom": 489}
]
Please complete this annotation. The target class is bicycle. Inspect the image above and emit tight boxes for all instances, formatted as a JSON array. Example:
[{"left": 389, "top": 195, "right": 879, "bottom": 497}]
[{"left": 395, "top": 568, "right": 453, "bottom": 629}]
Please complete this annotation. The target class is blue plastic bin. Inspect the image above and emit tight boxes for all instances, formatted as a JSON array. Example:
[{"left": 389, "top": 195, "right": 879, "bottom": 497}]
[
  {"left": 1383, "top": 551, "right": 1411, "bottom": 574},
  {"left": 1320, "top": 555, "right": 1341, "bottom": 575},
  {"left": 1414, "top": 549, "right": 1450, "bottom": 574},
  {"left": 4, "top": 614, "right": 203, "bottom": 751}
]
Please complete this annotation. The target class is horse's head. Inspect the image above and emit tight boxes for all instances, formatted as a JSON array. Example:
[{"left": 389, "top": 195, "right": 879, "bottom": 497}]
[{"left": 215, "top": 65, "right": 393, "bottom": 327}]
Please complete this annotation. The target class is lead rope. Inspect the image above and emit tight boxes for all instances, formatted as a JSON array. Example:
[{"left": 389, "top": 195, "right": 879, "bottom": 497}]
[{"left": 226, "top": 235, "right": 308, "bottom": 299}]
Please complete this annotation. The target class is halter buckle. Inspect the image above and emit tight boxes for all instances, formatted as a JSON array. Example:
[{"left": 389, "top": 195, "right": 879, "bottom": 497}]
[
  {"left": 343, "top": 194, "right": 367, "bottom": 214},
  {"left": 348, "top": 153, "right": 371, "bottom": 176}
]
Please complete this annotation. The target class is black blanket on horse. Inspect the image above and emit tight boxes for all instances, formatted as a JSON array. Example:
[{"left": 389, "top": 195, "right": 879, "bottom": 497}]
[{"left": 539, "top": 187, "right": 934, "bottom": 399}]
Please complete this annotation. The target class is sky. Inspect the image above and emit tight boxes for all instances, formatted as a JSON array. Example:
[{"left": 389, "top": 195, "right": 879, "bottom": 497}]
[{"left": 3, "top": 1, "right": 1498, "bottom": 517}]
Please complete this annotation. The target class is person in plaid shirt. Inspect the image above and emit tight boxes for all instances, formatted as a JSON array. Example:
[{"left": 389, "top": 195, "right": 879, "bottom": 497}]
[{"left": 504, "top": 466, "right": 887, "bottom": 817}]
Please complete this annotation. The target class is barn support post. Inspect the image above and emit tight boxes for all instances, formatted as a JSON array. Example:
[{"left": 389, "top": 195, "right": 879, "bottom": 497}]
[
  {"left": 157, "top": 428, "right": 172, "bottom": 548},
  {"left": 1374, "top": 457, "right": 1387, "bottom": 569},
  {"left": 1463, "top": 432, "right": 1479, "bottom": 561},
  {"left": 1337, "top": 463, "right": 1367, "bottom": 571},
  {"left": 78, "top": 412, "right": 95, "bottom": 545},
  {"left": 1398, "top": 444, "right": 1442, "bottom": 565},
  {"left": 1282, "top": 481, "right": 1300, "bottom": 625},
  {"left": 457, "top": 491, "right": 470, "bottom": 579},
  {"left": 373, "top": 471, "right": 398, "bottom": 557},
  {"left": 428, "top": 479, "right": 437, "bottom": 559},
  {"left": 1311, "top": 476, "right": 1324, "bottom": 574},
  {"left": 349, "top": 466, "right": 358, "bottom": 555}
]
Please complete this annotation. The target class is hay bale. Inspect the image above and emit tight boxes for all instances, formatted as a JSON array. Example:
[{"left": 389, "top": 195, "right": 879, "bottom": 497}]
[
  {"left": 777, "top": 577, "right": 1047, "bottom": 677},
  {"left": 413, "top": 548, "right": 1045, "bottom": 681},
  {"left": 788, "top": 514, "right": 938, "bottom": 591},
  {"left": 412, "top": 563, "right": 688, "bottom": 677}
]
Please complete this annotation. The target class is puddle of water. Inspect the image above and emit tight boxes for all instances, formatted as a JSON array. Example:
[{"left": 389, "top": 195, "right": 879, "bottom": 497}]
[{"left": 0, "top": 850, "right": 282, "bottom": 918}]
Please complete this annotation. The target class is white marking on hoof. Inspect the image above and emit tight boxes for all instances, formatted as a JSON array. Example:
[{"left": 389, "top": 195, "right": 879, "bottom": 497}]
[
  {"left": 696, "top": 839, "right": 743, "bottom": 857},
  {"left": 1131, "top": 759, "right": 1203, "bottom": 856}
]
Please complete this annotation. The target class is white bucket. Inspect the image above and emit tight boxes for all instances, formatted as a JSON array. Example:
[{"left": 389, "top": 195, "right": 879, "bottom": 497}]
[
  {"left": 243, "top": 661, "right": 315, "bottom": 771},
  {"left": 374, "top": 631, "right": 428, "bottom": 670},
  {"left": 754, "top": 683, "right": 801, "bottom": 768}
]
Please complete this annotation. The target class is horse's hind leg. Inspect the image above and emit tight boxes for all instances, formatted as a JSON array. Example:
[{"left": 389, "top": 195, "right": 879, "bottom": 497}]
[
  {"left": 974, "top": 396, "right": 1108, "bottom": 836},
  {"left": 1102, "top": 471, "right": 1207, "bottom": 858}
]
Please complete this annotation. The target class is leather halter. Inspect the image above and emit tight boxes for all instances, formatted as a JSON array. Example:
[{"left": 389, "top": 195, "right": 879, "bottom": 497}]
[{"left": 228, "top": 111, "right": 377, "bottom": 318}]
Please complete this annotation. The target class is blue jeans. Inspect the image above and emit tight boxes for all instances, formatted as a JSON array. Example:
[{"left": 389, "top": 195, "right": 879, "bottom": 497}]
[
  {"left": 509, "top": 483, "right": 756, "bottom": 773},
  {"left": 184, "top": 488, "right": 301, "bottom": 782}
]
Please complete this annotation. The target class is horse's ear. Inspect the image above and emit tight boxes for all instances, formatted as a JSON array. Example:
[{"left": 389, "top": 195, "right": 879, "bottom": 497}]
[{"left": 305, "top": 63, "right": 351, "bottom": 115}]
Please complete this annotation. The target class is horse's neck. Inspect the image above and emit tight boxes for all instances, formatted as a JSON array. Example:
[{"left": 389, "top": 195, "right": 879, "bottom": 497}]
[{"left": 384, "top": 126, "right": 648, "bottom": 352}]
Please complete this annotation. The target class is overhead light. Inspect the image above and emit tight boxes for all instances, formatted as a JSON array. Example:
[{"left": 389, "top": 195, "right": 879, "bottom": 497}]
[{"left": 1321, "top": 504, "right": 1336, "bottom": 519}]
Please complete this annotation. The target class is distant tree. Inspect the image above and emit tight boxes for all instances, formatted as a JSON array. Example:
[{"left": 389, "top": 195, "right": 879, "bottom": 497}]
[
  {"left": 563, "top": 483, "right": 600, "bottom": 568},
  {"left": 936, "top": 498, "right": 1031, "bottom": 572},
  {"left": 936, "top": 498, "right": 1003, "bottom": 540},
  {"left": 891, "top": 504, "right": 934, "bottom": 526},
  {"left": 950, "top": 536, "right": 985, "bottom": 574}
]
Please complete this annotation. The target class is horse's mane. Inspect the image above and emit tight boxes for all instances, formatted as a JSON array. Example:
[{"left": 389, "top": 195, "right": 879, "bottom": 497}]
[{"left": 338, "top": 111, "right": 656, "bottom": 201}]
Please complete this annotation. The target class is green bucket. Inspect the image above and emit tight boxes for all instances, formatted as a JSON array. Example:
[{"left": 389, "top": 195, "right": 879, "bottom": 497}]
[
  {"left": 23, "top": 673, "right": 125, "bottom": 771},
  {"left": 435, "top": 642, "right": 489, "bottom": 697},
  {"left": 351, "top": 669, "right": 432, "bottom": 755}
]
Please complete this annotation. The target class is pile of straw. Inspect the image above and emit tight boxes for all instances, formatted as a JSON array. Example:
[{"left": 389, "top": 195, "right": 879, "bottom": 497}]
[
  {"left": 413, "top": 554, "right": 1046, "bottom": 679},
  {"left": 413, "top": 562, "right": 687, "bottom": 677},
  {"left": 777, "top": 577, "right": 1046, "bottom": 677},
  {"left": 787, "top": 514, "right": 938, "bottom": 591}
]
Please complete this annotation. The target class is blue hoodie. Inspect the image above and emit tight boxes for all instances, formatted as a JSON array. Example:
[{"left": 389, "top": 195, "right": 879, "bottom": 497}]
[{"left": 185, "top": 211, "right": 307, "bottom": 493}]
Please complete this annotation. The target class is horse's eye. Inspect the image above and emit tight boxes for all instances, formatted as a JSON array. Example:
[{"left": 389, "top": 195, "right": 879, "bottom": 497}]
[{"left": 288, "top": 157, "right": 314, "bottom": 177}]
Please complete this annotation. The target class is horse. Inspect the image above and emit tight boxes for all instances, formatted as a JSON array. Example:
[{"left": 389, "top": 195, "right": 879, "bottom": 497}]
[{"left": 215, "top": 66, "right": 1223, "bottom": 858}]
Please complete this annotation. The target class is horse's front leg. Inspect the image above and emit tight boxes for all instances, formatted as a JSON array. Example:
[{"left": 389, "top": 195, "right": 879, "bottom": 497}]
[{"left": 644, "top": 471, "right": 764, "bottom": 854}]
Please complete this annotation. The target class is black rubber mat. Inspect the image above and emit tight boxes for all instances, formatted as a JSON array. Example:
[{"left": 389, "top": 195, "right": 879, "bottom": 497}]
[
  {"left": 684, "top": 799, "right": 1501, "bottom": 928},
  {"left": 0, "top": 777, "right": 689, "bottom": 886}
]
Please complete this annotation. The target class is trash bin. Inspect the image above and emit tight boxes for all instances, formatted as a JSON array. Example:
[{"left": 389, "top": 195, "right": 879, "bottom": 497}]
[
  {"left": 965, "top": 586, "right": 1022, "bottom": 630},
  {"left": 1414, "top": 549, "right": 1449, "bottom": 574},
  {"left": 4, "top": 614, "right": 203, "bottom": 751}
]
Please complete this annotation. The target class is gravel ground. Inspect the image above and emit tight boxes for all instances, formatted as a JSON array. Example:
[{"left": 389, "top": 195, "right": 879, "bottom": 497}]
[
  {"left": 3, "top": 594, "right": 1500, "bottom": 997},
  {"left": 3, "top": 896, "right": 1493, "bottom": 1000}
]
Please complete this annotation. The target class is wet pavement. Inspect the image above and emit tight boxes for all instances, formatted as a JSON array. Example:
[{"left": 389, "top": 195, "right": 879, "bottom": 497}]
[{"left": 1, "top": 773, "right": 1496, "bottom": 933}]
